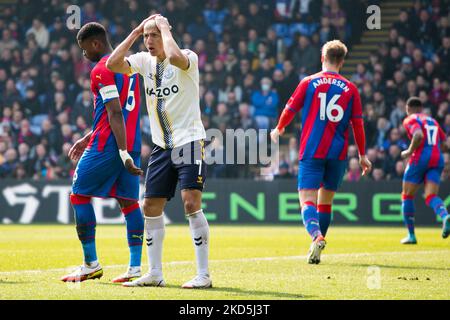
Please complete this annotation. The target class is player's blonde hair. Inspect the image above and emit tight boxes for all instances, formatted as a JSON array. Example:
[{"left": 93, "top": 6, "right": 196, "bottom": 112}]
[
  {"left": 144, "top": 19, "right": 159, "bottom": 33},
  {"left": 321, "top": 40, "right": 348, "bottom": 65}
]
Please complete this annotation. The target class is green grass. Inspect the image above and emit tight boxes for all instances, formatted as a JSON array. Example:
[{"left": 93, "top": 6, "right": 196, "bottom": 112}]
[{"left": 0, "top": 225, "right": 449, "bottom": 300}]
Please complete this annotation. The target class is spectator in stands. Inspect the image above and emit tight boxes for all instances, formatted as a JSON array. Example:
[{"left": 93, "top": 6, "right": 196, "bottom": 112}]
[
  {"left": 318, "top": 16, "right": 338, "bottom": 45},
  {"left": 54, "top": 143, "right": 73, "bottom": 179},
  {"left": 323, "top": 0, "right": 347, "bottom": 40},
  {"left": 384, "top": 144, "right": 402, "bottom": 179},
  {"left": 372, "top": 168, "right": 385, "bottom": 182},
  {"left": 0, "top": 29, "right": 19, "bottom": 52},
  {"left": 251, "top": 77, "right": 279, "bottom": 130},
  {"left": 15, "top": 70, "right": 34, "bottom": 99},
  {"left": 390, "top": 98, "right": 407, "bottom": 129},
  {"left": 394, "top": 10, "right": 414, "bottom": 39},
  {"left": 274, "top": 161, "right": 293, "bottom": 179},
  {"left": 383, "top": 128, "right": 408, "bottom": 151},
  {"left": 16, "top": 119, "right": 37, "bottom": 147},
  {"left": 0, "top": 148, "right": 18, "bottom": 178},
  {"left": 429, "top": 78, "right": 446, "bottom": 107},
  {"left": 437, "top": 37, "right": 450, "bottom": 73},
  {"left": 351, "top": 63, "right": 373, "bottom": 87},
  {"left": 233, "top": 102, "right": 256, "bottom": 130},
  {"left": 416, "top": 9, "right": 437, "bottom": 52},
  {"left": 290, "top": 35, "right": 319, "bottom": 75},
  {"left": 17, "top": 142, "right": 34, "bottom": 177},
  {"left": 212, "top": 103, "right": 231, "bottom": 133},
  {"left": 281, "top": 60, "right": 298, "bottom": 92},
  {"left": 32, "top": 143, "right": 55, "bottom": 180},
  {"left": 345, "top": 157, "right": 362, "bottom": 182},
  {"left": 26, "top": 18, "right": 49, "bottom": 49}
]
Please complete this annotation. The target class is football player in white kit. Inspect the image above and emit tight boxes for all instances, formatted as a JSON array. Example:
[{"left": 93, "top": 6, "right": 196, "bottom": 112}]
[{"left": 106, "top": 14, "right": 211, "bottom": 289}]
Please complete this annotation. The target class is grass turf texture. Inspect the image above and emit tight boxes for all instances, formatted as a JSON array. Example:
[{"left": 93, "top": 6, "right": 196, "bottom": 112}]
[{"left": 0, "top": 225, "right": 449, "bottom": 300}]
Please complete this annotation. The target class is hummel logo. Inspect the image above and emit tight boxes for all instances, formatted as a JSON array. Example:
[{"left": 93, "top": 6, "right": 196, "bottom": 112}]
[
  {"left": 194, "top": 236, "right": 202, "bottom": 246},
  {"left": 146, "top": 73, "right": 154, "bottom": 80},
  {"left": 146, "top": 238, "right": 153, "bottom": 246}
]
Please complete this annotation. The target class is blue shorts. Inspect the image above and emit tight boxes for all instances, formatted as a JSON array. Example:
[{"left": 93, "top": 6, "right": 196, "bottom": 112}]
[
  {"left": 145, "top": 140, "right": 206, "bottom": 200},
  {"left": 72, "top": 149, "right": 141, "bottom": 201},
  {"left": 403, "top": 163, "right": 443, "bottom": 185},
  {"left": 298, "top": 159, "right": 347, "bottom": 191}
]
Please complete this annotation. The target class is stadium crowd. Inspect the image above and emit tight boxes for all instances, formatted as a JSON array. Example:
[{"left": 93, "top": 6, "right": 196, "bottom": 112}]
[{"left": 0, "top": 0, "right": 448, "bottom": 182}]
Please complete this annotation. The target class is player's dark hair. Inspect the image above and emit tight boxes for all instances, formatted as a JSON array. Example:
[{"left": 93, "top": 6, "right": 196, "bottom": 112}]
[
  {"left": 406, "top": 97, "right": 423, "bottom": 109},
  {"left": 76, "top": 22, "right": 108, "bottom": 44}
]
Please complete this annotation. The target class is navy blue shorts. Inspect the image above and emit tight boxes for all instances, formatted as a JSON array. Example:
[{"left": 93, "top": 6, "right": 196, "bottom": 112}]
[
  {"left": 72, "top": 149, "right": 141, "bottom": 201},
  {"left": 145, "top": 140, "right": 206, "bottom": 200},
  {"left": 298, "top": 158, "right": 347, "bottom": 191},
  {"left": 403, "top": 162, "right": 443, "bottom": 185}
]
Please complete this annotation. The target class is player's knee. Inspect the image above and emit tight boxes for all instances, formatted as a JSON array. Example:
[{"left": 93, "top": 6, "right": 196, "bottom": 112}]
[
  {"left": 143, "top": 199, "right": 163, "bottom": 217},
  {"left": 118, "top": 199, "right": 137, "bottom": 210},
  {"left": 70, "top": 194, "right": 91, "bottom": 205},
  {"left": 120, "top": 201, "right": 140, "bottom": 216},
  {"left": 183, "top": 199, "right": 200, "bottom": 214}
]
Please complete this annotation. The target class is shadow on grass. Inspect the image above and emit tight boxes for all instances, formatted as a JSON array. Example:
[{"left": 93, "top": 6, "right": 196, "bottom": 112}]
[
  {"left": 95, "top": 282, "right": 181, "bottom": 289},
  {"left": 94, "top": 282, "right": 311, "bottom": 299},
  {"left": 339, "top": 263, "right": 450, "bottom": 272},
  {"left": 0, "top": 280, "right": 37, "bottom": 285},
  {"left": 207, "top": 286, "right": 312, "bottom": 299}
]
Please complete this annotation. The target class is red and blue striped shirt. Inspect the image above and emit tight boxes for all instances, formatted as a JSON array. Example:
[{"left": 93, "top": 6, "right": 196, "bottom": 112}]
[
  {"left": 282, "top": 71, "right": 364, "bottom": 160},
  {"left": 403, "top": 113, "right": 445, "bottom": 168},
  {"left": 87, "top": 55, "right": 141, "bottom": 153}
]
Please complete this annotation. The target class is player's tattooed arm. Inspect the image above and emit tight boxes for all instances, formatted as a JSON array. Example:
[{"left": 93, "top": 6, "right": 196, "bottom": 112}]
[
  {"left": 68, "top": 131, "right": 93, "bottom": 161},
  {"left": 107, "top": 15, "right": 158, "bottom": 74},
  {"left": 401, "top": 130, "right": 424, "bottom": 159},
  {"left": 105, "top": 99, "right": 143, "bottom": 176},
  {"left": 155, "top": 15, "right": 189, "bottom": 70}
]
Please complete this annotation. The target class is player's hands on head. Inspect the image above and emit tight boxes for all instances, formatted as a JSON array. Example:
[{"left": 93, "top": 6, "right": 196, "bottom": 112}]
[
  {"left": 155, "top": 15, "right": 172, "bottom": 31},
  {"left": 270, "top": 127, "right": 284, "bottom": 144},
  {"left": 135, "top": 14, "right": 161, "bottom": 35},
  {"left": 68, "top": 138, "right": 89, "bottom": 161},
  {"left": 125, "top": 159, "right": 144, "bottom": 176},
  {"left": 359, "top": 155, "right": 372, "bottom": 176}
]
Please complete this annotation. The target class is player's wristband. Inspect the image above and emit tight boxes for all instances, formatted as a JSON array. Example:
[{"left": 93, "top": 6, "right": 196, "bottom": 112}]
[{"left": 119, "top": 149, "right": 133, "bottom": 166}]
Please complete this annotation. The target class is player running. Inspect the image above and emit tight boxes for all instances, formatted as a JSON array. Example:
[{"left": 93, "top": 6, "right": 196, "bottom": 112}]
[
  {"left": 61, "top": 23, "right": 145, "bottom": 283},
  {"left": 400, "top": 97, "right": 449, "bottom": 244},
  {"left": 106, "top": 15, "right": 210, "bottom": 288},
  {"left": 271, "top": 40, "right": 372, "bottom": 264}
]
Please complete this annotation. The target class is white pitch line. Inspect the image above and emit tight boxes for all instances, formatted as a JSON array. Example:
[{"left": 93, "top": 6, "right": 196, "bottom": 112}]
[{"left": 0, "top": 250, "right": 449, "bottom": 276}]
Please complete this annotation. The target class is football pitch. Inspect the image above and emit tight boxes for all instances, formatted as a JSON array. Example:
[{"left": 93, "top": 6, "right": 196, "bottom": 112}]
[{"left": 0, "top": 225, "right": 449, "bottom": 300}]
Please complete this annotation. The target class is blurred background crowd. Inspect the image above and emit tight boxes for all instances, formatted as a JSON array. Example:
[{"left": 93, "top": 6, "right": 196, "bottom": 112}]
[{"left": 0, "top": 0, "right": 449, "bottom": 182}]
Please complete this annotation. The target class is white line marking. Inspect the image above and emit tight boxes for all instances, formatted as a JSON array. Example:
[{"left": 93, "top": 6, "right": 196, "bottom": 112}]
[{"left": 0, "top": 250, "right": 448, "bottom": 276}]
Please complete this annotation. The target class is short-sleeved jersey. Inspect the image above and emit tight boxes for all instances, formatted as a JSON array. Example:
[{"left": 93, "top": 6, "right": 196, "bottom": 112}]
[
  {"left": 126, "top": 49, "right": 206, "bottom": 149},
  {"left": 88, "top": 55, "right": 141, "bottom": 153},
  {"left": 403, "top": 113, "right": 445, "bottom": 168},
  {"left": 287, "top": 71, "right": 363, "bottom": 160}
]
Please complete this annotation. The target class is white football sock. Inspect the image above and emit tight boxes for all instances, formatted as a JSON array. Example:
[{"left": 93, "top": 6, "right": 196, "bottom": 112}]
[
  {"left": 187, "top": 209, "right": 210, "bottom": 277},
  {"left": 144, "top": 215, "right": 165, "bottom": 277},
  {"left": 85, "top": 260, "right": 99, "bottom": 268}
]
